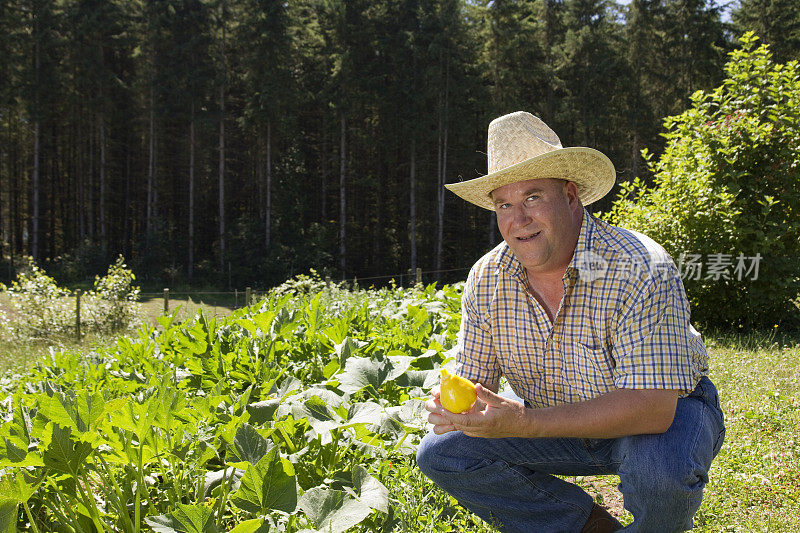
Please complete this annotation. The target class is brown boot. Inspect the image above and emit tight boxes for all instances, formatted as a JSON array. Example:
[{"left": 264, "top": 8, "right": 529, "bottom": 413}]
[{"left": 580, "top": 504, "right": 623, "bottom": 533}]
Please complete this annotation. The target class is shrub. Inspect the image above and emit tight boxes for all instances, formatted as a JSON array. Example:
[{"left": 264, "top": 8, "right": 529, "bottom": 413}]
[
  {"left": 1, "top": 256, "right": 141, "bottom": 339},
  {"left": 84, "top": 255, "right": 142, "bottom": 332},
  {"left": 603, "top": 33, "right": 800, "bottom": 329},
  {"left": 2, "top": 258, "right": 74, "bottom": 336}
]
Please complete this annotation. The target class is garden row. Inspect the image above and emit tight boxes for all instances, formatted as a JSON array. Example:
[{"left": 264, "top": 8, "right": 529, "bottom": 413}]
[{"left": 0, "top": 281, "right": 462, "bottom": 532}]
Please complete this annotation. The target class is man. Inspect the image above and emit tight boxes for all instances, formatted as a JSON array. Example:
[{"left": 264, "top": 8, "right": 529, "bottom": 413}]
[{"left": 417, "top": 111, "right": 725, "bottom": 532}]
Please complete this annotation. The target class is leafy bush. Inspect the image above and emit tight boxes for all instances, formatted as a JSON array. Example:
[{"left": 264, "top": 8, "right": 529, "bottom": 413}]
[
  {"left": 1, "top": 256, "right": 141, "bottom": 338},
  {"left": 83, "top": 255, "right": 142, "bottom": 332},
  {"left": 1, "top": 258, "right": 74, "bottom": 336},
  {"left": 603, "top": 33, "right": 800, "bottom": 329}
]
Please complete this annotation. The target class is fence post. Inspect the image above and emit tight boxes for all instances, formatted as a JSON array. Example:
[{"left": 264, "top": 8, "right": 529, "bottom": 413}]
[
  {"left": 163, "top": 288, "right": 169, "bottom": 314},
  {"left": 235, "top": 289, "right": 239, "bottom": 308},
  {"left": 246, "top": 286, "right": 251, "bottom": 307},
  {"left": 416, "top": 267, "right": 422, "bottom": 286},
  {"left": 75, "top": 289, "right": 81, "bottom": 341},
  {"left": 325, "top": 275, "right": 331, "bottom": 289}
]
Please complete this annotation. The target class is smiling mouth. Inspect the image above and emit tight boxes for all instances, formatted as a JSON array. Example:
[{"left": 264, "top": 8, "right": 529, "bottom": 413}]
[{"left": 517, "top": 231, "right": 541, "bottom": 242}]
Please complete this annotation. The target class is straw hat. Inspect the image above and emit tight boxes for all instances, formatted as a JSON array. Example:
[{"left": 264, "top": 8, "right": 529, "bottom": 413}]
[{"left": 445, "top": 111, "right": 616, "bottom": 210}]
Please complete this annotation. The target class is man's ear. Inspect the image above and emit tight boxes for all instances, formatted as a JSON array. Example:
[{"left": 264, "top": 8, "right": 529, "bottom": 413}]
[{"left": 564, "top": 181, "right": 580, "bottom": 205}]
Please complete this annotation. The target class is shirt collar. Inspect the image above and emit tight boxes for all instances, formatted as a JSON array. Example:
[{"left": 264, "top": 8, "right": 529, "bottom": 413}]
[
  {"left": 566, "top": 208, "right": 595, "bottom": 279},
  {"left": 495, "top": 207, "right": 595, "bottom": 282}
]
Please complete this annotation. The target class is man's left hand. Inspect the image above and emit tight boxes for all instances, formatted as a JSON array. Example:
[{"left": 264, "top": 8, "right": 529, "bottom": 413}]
[{"left": 442, "top": 384, "right": 531, "bottom": 438}]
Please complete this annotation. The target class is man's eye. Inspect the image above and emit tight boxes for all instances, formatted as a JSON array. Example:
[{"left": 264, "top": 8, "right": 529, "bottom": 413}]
[
  {"left": 527, "top": 195, "right": 539, "bottom": 202},
  {"left": 497, "top": 203, "right": 510, "bottom": 210}
]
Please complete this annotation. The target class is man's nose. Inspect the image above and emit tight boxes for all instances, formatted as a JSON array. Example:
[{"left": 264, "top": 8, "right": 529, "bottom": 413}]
[{"left": 512, "top": 206, "right": 532, "bottom": 227}]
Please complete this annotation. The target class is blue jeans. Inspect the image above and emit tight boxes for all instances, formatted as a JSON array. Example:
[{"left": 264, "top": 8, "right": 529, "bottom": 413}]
[{"left": 416, "top": 377, "right": 725, "bottom": 533}]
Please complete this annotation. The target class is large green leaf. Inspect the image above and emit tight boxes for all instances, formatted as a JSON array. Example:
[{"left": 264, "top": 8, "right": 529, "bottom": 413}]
[
  {"left": 37, "top": 390, "right": 106, "bottom": 434},
  {"left": 291, "top": 395, "right": 343, "bottom": 443},
  {"left": 246, "top": 399, "right": 280, "bottom": 425},
  {"left": 297, "top": 486, "right": 372, "bottom": 533},
  {"left": 42, "top": 424, "right": 93, "bottom": 476},
  {"left": 337, "top": 356, "right": 410, "bottom": 395},
  {"left": 0, "top": 471, "right": 43, "bottom": 503},
  {"left": 145, "top": 503, "right": 218, "bottom": 533},
  {"left": 229, "top": 423, "right": 271, "bottom": 465},
  {"left": 0, "top": 501, "right": 18, "bottom": 533},
  {"left": 352, "top": 465, "right": 389, "bottom": 513},
  {"left": 230, "top": 447, "right": 298, "bottom": 514}
]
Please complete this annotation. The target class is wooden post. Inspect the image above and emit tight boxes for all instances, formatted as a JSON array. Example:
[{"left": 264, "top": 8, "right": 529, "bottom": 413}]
[
  {"left": 75, "top": 289, "right": 81, "bottom": 340},
  {"left": 235, "top": 289, "right": 239, "bottom": 308},
  {"left": 416, "top": 267, "right": 422, "bottom": 285},
  {"left": 325, "top": 275, "right": 331, "bottom": 289},
  {"left": 163, "top": 288, "right": 169, "bottom": 314},
  {"left": 245, "top": 286, "right": 251, "bottom": 307}
]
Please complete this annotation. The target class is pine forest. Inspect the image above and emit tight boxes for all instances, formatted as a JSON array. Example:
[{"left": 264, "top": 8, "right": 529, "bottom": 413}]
[{"left": 0, "top": 0, "right": 797, "bottom": 288}]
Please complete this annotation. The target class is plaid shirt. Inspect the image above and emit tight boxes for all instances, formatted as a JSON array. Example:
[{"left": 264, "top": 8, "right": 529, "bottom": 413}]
[{"left": 454, "top": 209, "right": 708, "bottom": 408}]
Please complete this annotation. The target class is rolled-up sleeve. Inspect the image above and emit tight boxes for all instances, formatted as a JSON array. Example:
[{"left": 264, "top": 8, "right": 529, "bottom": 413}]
[
  {"left": 610, "top": 265, "right": 707, "bottom": 394},
  {"left": 454, "top": 264, "right": 501, "bottom": 389}
]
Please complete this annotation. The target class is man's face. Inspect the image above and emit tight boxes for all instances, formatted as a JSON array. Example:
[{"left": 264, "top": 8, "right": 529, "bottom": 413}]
[{"left": 491, "top": 178, "right": 582, "bottom": 276}]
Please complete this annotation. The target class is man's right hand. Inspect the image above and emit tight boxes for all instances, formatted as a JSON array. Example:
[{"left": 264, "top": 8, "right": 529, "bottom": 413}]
[{"left": 425, "top": 386, "right": 485, "bottom": 434}]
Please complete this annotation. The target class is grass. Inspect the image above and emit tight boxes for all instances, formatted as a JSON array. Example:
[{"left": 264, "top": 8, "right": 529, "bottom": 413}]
[{"left": 0, "top": 292, "right": 238, "bottom": 375}]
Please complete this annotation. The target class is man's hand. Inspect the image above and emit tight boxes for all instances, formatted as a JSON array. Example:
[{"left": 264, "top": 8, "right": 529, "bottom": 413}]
[
  {"left": 445, "top": 384, "right": 531, "bottom": 438},
  {"left": 425, "top": 384, "right": 529, "bottom": 438}
]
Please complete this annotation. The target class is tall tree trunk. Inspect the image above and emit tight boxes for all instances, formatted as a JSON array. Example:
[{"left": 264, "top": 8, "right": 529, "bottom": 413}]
[
  {"left": 31, "top": 119, "right": 40, "bottom": 260},
  {"left": 218, "top": 84, "right": 226, "bottom": 272},
  {"left": 147, "top": 84, "right": 156, "bottom": 235},
  {"left": 78, "top": 120, "right": 85, "bottom": 241},
  {"left": 339, "top": 111, "right": 346, "bottom": 278},
  {"left": 99, "top": 113, "right": 107, "bottom": 255},
  {"left": 123, "top": 147, "right": 131, "bottom": 258},
  {"left": 436, "top": 54, "right": 450, "bottom": 281},
  {"left": 265, "top": 119, "right": 272, "bottom": 251},
  {"left": 31, "top": 13, "right": 41, "bottom": 260},
  {"left": 88, "top": 116, "right": 94, "bottom": 238},
  {"left": 218, "top": 0, "right": 227, "bottom": 272},
  {"left": 188, "top": 101, "right": 195, "bottom": 280},
  {"left": 409, "top": 137, "right": 417, "bottom": 274},
  {"left": 320, "top": 115, "right": 327, "bottom": 221}
]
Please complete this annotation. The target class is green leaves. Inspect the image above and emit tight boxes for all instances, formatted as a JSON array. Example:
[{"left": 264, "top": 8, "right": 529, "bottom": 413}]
[
  {"left": 298, "top": 466, "right": 388, "bottom": 533},
  {"left": 146, "top": 504, "right": 219, "bottom": 533},
  {"left": 229, "top": 423, "right": 272, "bottom": 466},
  {"left": 0, "top": 281, "right": 462, "bottom": 531},
  {"left": 604, "top": 33, "right": 800, "bottom": 329},
  {"left": 231, "top": 447, "right": 298, "bottom": 515},
  {"left": 337, "top": 356, "right": 411, "bottom": 396}
]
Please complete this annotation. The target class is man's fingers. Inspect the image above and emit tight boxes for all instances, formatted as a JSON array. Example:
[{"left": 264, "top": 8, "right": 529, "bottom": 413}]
[{"left": 475, "top": 384, "right": 505, "bottom": 407}]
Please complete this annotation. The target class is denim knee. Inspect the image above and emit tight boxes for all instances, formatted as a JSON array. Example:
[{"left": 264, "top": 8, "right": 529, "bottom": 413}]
[
  {"left": 415, "top": 431, "right": 440, "bottom": 478},
  {"left": 618, "top": 445, "right": 707, "bottom": 499}
]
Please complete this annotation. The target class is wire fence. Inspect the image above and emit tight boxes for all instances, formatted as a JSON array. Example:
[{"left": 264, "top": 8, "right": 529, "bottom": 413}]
[{"left": 50, "top": 266, "right": 473, "bottom": 341}]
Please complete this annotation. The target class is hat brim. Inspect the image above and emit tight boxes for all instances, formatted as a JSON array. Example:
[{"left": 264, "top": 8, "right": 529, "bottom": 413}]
[{"left": 445, "top": 147, "right": 616, "bottom": 210}]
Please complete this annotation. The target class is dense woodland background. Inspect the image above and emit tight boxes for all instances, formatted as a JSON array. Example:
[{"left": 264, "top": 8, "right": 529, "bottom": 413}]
[{"left": 1, "top": 0, "right": 799, "bottom": 288}]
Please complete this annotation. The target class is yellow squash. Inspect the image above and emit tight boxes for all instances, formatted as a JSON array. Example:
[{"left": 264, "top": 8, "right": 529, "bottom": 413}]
[{"left": 439, "top": 368, "right": 477, "bottom": 413}]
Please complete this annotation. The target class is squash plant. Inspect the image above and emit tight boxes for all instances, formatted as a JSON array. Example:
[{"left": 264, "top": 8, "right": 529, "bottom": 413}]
[{"left": 0, "top": 282, "right": 462, "bottom": 532}]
